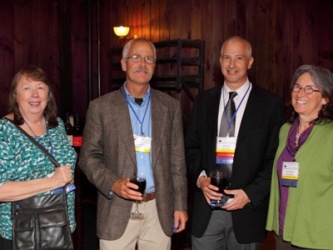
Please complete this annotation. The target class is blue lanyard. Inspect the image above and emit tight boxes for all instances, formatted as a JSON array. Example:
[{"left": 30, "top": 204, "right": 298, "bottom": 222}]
[
  {"left": 126, "top": 94, "right": 151, "bottom": 136},
  {"left": 24, "top": 118, "right": 54, "bottom": 156},
  {"left": 222, "top": 84, "right": 251, "bottom": 129}
]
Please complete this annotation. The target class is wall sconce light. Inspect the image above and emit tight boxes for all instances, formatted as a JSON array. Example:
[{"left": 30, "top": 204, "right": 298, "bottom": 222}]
[{"left": 113, "top": 26, "right": 130, "bottom": 38}]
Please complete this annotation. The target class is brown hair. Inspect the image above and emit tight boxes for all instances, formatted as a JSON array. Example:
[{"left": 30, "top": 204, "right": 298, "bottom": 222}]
[{"left": 8, "top": 65, "right": 58, "bottom": 128}]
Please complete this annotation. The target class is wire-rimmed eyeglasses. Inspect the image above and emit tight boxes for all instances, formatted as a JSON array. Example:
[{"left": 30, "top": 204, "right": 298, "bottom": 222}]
[
  {"left": 291, "top": 84, "right": 320, "bottom": 94},
  {"left": 126, "top": 54, "right": 156, "bottom": 64}
]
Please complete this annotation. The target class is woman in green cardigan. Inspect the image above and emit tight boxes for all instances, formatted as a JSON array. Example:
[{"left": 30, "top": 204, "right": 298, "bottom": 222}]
[{"left": 266, "top": 65, "right": 333, "bottom": 249}]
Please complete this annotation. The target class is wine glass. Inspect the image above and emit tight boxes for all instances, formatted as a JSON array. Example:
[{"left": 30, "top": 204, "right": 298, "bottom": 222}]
[
  {"left": 129, "top": 173, "right": 146, "bottom": 220},
  {"left": 210, "top": 169, "right": 230, "bottom": 207}
]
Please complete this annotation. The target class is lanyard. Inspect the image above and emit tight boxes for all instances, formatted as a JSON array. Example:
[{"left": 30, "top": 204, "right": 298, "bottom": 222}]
[
  {"left": 24, "top": 118, "right": 54, "bottom": 156},
  {"left": 222, "top": 84, "right": 251, "bottom": 129},
  {"left": 126, "top": 94, "right": 151, "bottom": 136}
]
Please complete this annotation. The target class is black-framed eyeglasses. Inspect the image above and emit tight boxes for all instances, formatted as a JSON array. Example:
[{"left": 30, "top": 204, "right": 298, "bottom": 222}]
[
  {"left": 292, "top": 84, "right": 320, "bottom": 94},
  {"left": 126, "top": 54, "right": 156, "bottom": 64}
]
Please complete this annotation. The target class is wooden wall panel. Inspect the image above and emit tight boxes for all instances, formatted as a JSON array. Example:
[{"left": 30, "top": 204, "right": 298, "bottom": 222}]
[
  {"left": 187, "top": 0, "right": 203, "bottom": 98},
  {"left": 70, "top": 0, "right": 89, "bottom": 117},
  {"left": 292, "top": 0, "right": 317, "bottom": 68},
  {"left": 224, "top": 0, "right": 238, "bottom": 38},
  {"left": 318, "top": 0, "right": 333, "bottom": 71},
  {"left": 255, "top": 0, "right": 279, "bottom": 91},
  {"left": 304, "top": 0, "right": 318, "bottom": 65},
  {"left": 0, "top": 0, "right": 60, "bottom": 117},
  {"left": 150, "top": 0, "right": 160, "bottom": 41},
  {"left": 277, "top": 0, "right": 294, "bottom": 103},
  {"left": 14, "top": 1, "right": 59, "bottom": 82},
  {"left": 100, "top": 0, "right": 112, "bottom": 96},
  {"left": 1, "top": 0, "right": 333, "bottom": 119},
  {"left": 127, "top": 0, "right": 142, "bottom": 39},
  {"left": 141, "top": 0, "right": 152, "bottom": 39},
  {"left": 201, "top": 0, "right": 215, "bottom": 90},
  {"left": 210, "top": 0, "right": 225, "bottom": 89},
  {"left": 234, "top": 0, "right": 247, "bottom": 37},
  {"left": 190, "top": 0, "right": 202, "bottom": 39},
  {"left": 158, "top": 0, "right": 170, "bottom": 41},
  {"left": 58, "top": 0, "right": 73, "bottom": 115},
  {"left": 103, "top": 0, "right": 333, "bottom": 121},
  {"left": 0, "top": 1, "right": 14, "bottom": 117},
  {"left": 245, "top": 0, "right": 258, "bottom": 84},
  {"left": 169, "top": 0, "right": 184, "bottom": 39}
]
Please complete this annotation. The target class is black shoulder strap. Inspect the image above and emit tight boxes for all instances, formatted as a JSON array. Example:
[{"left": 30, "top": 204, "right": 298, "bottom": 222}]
[{"left": 4, "top": 117, "right": 60, "bottom": 167}]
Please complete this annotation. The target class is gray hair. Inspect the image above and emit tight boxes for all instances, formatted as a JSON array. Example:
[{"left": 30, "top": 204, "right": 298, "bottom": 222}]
[
  {"left": 289, "top": 64, "right": 333, "bottom": 123},
  {"left": 122, "top": 38, "right": 156, "bottom": 59}
]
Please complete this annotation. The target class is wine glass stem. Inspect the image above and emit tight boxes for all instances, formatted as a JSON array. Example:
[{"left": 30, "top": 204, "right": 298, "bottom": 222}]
[{"left": 135, "top": 201, "right": 139, "bottom": 213}]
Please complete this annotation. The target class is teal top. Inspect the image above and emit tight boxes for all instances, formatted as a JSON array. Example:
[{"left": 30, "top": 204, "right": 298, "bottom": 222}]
[
  {"left": 266, "top": 121, "right": 333, "bottom": 249},
  {"left": 0, "top": 117, "right": 77, "bottom": 240}
]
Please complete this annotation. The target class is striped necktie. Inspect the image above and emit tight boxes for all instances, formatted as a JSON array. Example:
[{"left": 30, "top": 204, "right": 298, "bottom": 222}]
[{"left": 219, "top": 91, "right": 237, "bottom": 137}]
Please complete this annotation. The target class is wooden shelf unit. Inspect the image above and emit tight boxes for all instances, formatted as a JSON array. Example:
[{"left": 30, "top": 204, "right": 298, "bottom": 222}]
[{"left": 110, "top": 39, "right": 205, "bottom": 101}]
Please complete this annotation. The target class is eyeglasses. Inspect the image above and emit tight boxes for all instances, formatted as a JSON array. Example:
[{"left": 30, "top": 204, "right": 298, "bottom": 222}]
[
  {"left": 126, "top": 55, "right": 156, "bottom": 64},
  {"left": 292, "top": 84, "right": 320, "bottom": 94}
]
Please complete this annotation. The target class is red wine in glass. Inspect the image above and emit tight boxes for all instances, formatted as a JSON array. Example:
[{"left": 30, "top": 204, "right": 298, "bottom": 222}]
[
  {"left": 210, "top": 170, "right": 231, "bottom": 207},
  {"left": 130, "top": 178, "right": 146, "bottom": 194},
  {"left": 211, "top": 176, "right": 228, "bottom": 195},
  {"left": 130, "top": 176, "right": 146, "bottom": 220}
]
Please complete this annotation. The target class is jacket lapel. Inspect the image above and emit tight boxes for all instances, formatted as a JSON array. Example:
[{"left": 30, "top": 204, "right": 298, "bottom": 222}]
[
  {"left": 208, "top": 87, "right": 221, "bottom": 139},
  {"left": 151, "top": 90, "right": 167, "bottom": 169},
  {"left": 237, "top": 85, "right": 259, "bottom": 144},
  {"left": 113, "top": 87, "right": 137, "bottom": 165}
]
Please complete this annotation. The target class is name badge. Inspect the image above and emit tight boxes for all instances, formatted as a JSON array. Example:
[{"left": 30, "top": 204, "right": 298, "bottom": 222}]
[
  {"left": 216, "top": 137, "right": 236, "bottom": 164},
  {"left": 134, "top": 134, "right": 151, "bottom": 153},
  {"left": 281, "top": 161, "right": 299, "bottom": 187}
]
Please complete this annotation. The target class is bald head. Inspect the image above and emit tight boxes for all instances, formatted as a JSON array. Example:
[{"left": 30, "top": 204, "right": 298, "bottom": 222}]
[
  {"left": 221, "top": 36, "right": 252, "bottom": 57},
  {"left": 219, "top": 36, "right": 254, "bottom": 89}
]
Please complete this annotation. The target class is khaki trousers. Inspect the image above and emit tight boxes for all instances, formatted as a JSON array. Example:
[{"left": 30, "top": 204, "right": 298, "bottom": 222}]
[{"left": 100, "top": 199, "right": 171, "bottom": 250}]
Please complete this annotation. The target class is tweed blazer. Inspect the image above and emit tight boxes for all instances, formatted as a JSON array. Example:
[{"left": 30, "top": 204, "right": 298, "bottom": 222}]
[
  {"left": 186, "top": 84, "right": 284, "bottom": 243},
  {"left": 79, "top": 86, "right": 187, "bottom": 240}
]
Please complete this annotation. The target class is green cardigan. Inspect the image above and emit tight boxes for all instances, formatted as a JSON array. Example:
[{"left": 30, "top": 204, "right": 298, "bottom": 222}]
[{"left": 266, "top": 122, "right": 333, "bottom": 249}]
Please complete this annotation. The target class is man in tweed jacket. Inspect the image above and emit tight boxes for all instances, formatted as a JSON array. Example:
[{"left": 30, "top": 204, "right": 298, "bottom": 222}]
[{"left": 79, "top": 38, "right": 188, "bottom": 250}]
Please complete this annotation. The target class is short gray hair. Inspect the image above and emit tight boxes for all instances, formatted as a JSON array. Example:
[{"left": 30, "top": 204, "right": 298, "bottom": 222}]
[
  {"left": 289, "top": 64, "right": 333, "bottom": 123},
  {"left": 122, "top": 38, "right": 156, "bottom": 59}
]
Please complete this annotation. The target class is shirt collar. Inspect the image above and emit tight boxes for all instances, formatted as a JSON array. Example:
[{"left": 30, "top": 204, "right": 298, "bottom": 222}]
[
  {"left": 223, "top": 79, "right": 252, "bottom": 100},
  {"left": 124, "top": 82, "right": 151, "bottom": 104}
]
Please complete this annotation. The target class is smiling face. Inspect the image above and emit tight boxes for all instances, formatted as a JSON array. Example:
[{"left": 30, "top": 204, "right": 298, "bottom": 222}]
[
  {"left": 292, "top": 72, "right": 328, "bottom": 121},
  {"left": 121, "top": 40, "right": 156, "bottom": 88},
  {"left": 220, "top": 38, "right": 254, "bottom": 90},
  {"left": 15, "top": 75, "right": 49, "bottom": 118}
]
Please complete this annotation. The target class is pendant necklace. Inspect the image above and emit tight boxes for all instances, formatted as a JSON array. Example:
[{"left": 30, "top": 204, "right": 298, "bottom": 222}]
[{"left": 295, "top": 127, "right": 301, "bottom": 147}]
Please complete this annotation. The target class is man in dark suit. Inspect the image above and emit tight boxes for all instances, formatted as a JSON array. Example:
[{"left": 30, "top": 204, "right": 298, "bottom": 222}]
[
  {"left": 79, "top": 38, "right": 188, "bottom": 250},
  {"left": 185, "top": 36, "right": 283, "bottom": 250}
]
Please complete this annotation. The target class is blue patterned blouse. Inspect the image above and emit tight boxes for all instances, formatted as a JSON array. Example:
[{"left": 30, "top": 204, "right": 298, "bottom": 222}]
[{"left": 0, "top": 117, "right": 77, "bottom": 240}]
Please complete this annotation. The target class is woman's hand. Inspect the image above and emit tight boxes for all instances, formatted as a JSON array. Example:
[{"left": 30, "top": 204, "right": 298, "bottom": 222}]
[
  {"left": 0, "top": 165, "right": 74, "bottom": 202},
  {"left": 51, "top": 165, "right": 73, "bottom": 188}
]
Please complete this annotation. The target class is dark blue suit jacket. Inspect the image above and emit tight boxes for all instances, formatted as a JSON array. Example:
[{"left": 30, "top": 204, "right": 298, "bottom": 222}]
[{"left": 185, "top": 84, "right": 283, "bottom": 243}]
